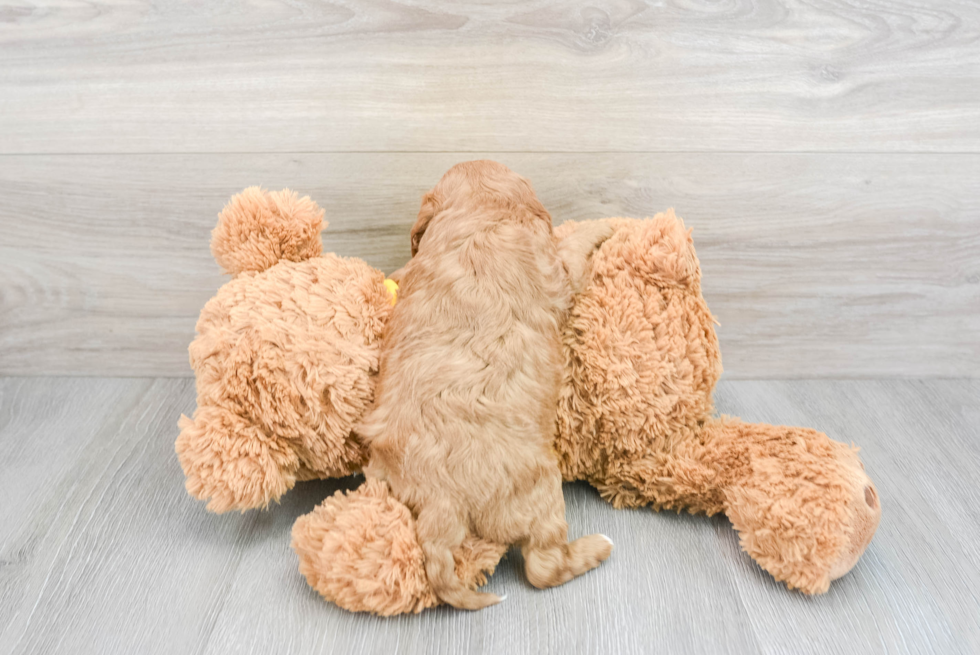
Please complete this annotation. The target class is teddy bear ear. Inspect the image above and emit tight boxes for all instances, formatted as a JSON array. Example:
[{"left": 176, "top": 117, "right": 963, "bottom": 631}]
[{"left": 210, "top": 187, "right": 327, "bottom": 276}]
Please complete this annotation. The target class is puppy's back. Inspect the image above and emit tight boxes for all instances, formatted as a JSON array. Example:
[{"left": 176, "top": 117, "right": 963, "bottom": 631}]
[
  {"left": 361, "top": 161, "right": 613, "bottom": 610},
  {"left": 363, "top": 201, "right": 568, "bottom": 496}
]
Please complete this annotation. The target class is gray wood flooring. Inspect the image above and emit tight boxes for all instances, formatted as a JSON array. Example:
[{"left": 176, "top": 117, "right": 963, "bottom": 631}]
[{"left": 1, "top": 377, "right": 977, "bottom": 655}]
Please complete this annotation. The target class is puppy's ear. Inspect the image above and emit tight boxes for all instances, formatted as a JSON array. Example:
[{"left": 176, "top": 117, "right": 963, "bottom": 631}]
[
  {"left": 515, "top": 176, "right": 552, "bottom": 226},
  {"left": 528, "top": 198, "right": 552, "bottom": 226},
  {"left": 412, "top": 191, "right": 440, "bottom": 256}
]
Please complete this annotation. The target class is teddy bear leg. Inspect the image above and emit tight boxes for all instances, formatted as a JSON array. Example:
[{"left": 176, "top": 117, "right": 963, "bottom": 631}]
[
  {"left": 702, "top": 418, "right": 881, "bottom": 594},
  {"left": 586, "top": 433, "right": 730, "bottom": 516},
  {"left": 292, "top": 478, "right": 507, "bottom": 615},
  {"left": 176, "top": 405, "right": 301, "bottom": 513}
]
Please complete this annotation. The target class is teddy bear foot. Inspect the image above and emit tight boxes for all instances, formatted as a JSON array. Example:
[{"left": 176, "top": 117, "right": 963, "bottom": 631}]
[
  {"left": 291, "top": 478, "right": 506, "bottom": 615},
  {"left": 705, "top": 418, "right": 881, "bottom": 594},
  {"left": 827, "top": 480, "right": 881, "bottom": 581}
]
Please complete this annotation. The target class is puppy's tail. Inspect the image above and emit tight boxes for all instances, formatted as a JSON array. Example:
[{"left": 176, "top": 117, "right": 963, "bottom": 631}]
[{"left": 416, "top": 503, "right": 503, "bottom": 611}]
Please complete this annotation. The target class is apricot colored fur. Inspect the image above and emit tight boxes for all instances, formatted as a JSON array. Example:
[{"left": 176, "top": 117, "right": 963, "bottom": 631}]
[
  {"left": 359, "top": 162, "right": 612, "bottom": 609},
  {"left": 291, "top": 478, "right": 507, "bottom": 616},
  {"left": 176, "top": 189, "right": 392, "bottom": 512},
  {"left": 179, "top": 174, "right": 880, "bottom": 614},
  {"left": 553, "top": 216, "right": 879, "bottom": 594}
]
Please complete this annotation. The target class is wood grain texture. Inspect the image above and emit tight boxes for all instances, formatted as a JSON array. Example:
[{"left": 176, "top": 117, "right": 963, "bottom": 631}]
[
  {"left": 1, "top": 153, "right": 977, "bottom": 377},
  {"left": 1, "top": 0, "right": 979, "bottom": 154},
  {"left": 712, "top": 380, "right": 980, "bottom": 654},
  {"left": 1, "top": 377, "right": 978, "bottom": 654},
  {"left": 0, "top": 377, "right": 152, "bottom": 641},
  {"left": 0, "top": 377, "right": 261, "bottom": 654}
]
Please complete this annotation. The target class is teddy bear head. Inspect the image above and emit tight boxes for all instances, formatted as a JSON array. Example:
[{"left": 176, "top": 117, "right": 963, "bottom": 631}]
[{"left": 176, "top": 188, "right": 393, "bottom": 512}]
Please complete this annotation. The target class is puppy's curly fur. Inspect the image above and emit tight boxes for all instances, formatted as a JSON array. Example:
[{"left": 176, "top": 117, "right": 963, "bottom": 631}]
[{"left": 359, "top": 161, "right": 614, "bottom": 610}]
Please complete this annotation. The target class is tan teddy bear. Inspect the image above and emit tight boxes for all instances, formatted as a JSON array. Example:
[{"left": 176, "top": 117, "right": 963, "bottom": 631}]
[
  {"left": 177, "top": 186, "right": 881, "bottom": 615},
  {"left": 175, "top": 187, "right": 393, "bottom": 513}
]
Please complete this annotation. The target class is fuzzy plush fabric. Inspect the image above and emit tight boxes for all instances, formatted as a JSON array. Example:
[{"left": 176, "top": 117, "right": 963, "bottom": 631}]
[
  {"left": 553, "top": 213, "right": 721, "bottom": 494},
  {"left": 178, "top": 191, "right": 880, "bottom": 610},
  {"left": 176, "top": 189, "right": 389, "bottom": 512},
  {"left": 704, "top": 418, "right": 880, "bottom": 594},
  {"left": 210, "top": 187, "right": 326, "bottom": 277},
  {"left": 553, "top": 213, "right": 879, "bottom": 594},
  {"left": 289, "top": 211, "right": 879, "bottom": 606},
  {"left": 291, "top": 478, "right": 506, "bottom": 616}
]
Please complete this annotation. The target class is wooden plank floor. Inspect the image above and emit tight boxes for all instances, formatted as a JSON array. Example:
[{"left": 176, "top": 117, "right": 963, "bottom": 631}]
[{"left": 1, "top": 378, "right": 977, "bottom": 655}]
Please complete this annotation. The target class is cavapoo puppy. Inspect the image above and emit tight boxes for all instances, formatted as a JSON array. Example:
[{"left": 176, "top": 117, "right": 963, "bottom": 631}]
[{"left": 359, "top": 161, "right": 614, "bottom": 610}]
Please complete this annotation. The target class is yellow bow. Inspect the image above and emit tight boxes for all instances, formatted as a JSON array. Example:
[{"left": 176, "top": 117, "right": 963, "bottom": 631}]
[{"left": 383, "top": 278, "right": 399, "bottom": 306}]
